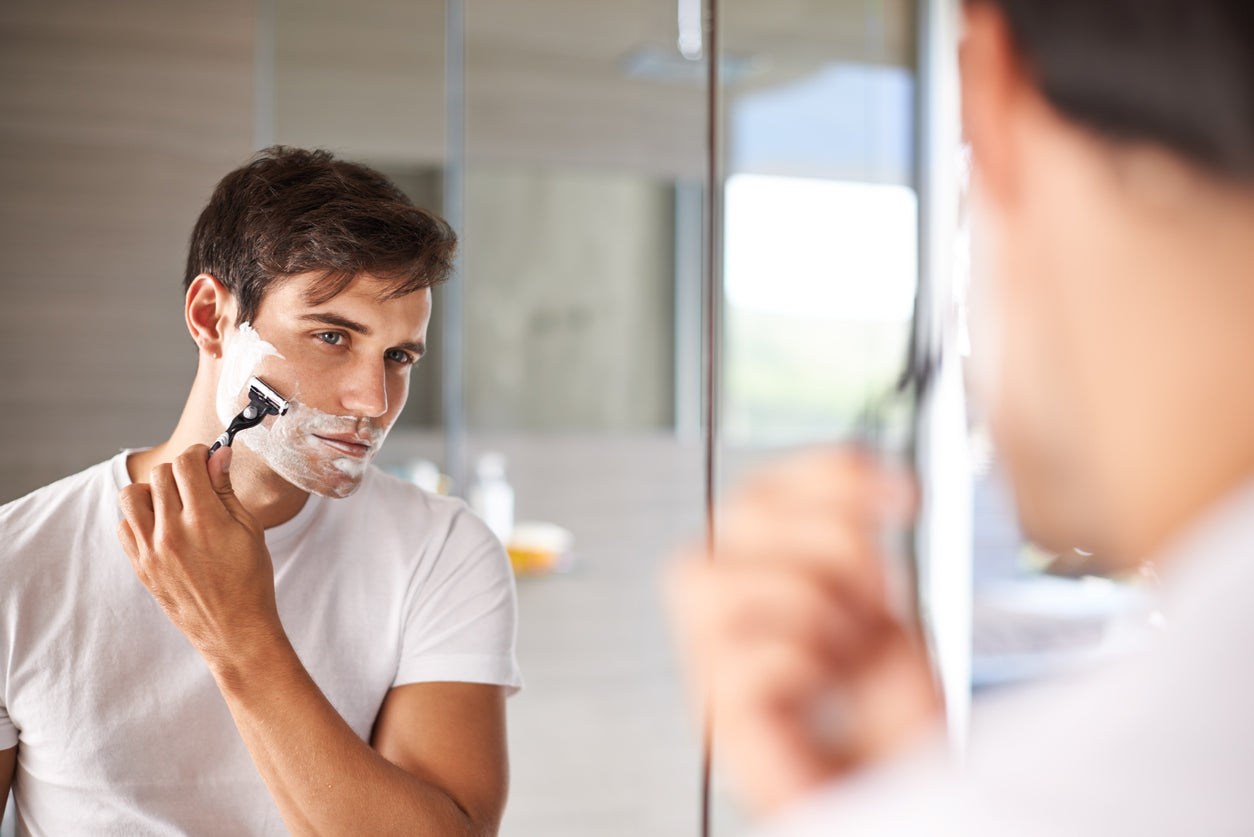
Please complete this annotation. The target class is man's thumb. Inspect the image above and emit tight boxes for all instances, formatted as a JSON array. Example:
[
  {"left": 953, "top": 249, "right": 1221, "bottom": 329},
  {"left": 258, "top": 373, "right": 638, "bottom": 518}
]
[
  {"left": 206, "top": 445, "right": 256, "bottom": 527},
  {"left": 208, "top": 445, "right": 237, "bottom": 501}
]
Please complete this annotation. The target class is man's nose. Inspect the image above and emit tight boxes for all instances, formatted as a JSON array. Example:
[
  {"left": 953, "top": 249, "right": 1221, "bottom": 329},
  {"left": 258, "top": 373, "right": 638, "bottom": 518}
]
[{"left": 338, "top": 358, "right": 388, "bottom": 418}]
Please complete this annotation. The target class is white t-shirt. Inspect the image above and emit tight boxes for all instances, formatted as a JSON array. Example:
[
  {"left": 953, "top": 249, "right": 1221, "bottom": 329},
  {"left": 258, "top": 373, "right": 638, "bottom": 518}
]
[
  {"left": 753, "top": 478, "right": 1254, "bottom": 837},
  {"left": 0, "top": 451, "right": 522, "bottom": 836}
]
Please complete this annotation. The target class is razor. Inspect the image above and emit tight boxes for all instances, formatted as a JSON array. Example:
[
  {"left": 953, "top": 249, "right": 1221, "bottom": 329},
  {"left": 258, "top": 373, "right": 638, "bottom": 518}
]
[{"left": 209, "top": 377, "right": 290, "bottom": 454}]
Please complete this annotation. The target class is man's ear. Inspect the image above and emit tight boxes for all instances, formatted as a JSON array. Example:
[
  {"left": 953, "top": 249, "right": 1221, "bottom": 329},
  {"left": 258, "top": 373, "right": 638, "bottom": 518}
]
[
  {"left": 185, "top": 273, "right": 235, "bottom": 358},
  {"left": 960, "top": 2, "right": 1029, "bottom": 209}
]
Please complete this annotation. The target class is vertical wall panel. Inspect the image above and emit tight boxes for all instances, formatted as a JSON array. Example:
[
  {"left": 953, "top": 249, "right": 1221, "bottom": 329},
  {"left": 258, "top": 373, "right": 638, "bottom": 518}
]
[{"left": 0, "top": 0, "right": 256, "bottom": 501}]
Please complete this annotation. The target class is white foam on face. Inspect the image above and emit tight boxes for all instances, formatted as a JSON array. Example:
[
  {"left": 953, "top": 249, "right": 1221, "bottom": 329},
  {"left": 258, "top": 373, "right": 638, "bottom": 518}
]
[
  {"left": 216, "top": 322, "right": 283, "bottom": 427},
  {"left": 240, "top": 402, "right": 391, "bottom": 499},
  {"left": 216, "top": 321, "right": 393, "bottom": 499}
]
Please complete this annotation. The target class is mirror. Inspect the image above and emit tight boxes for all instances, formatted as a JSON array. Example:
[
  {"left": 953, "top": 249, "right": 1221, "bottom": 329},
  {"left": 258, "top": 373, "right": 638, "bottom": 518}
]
[
  {"left": 0, "top": 1, "right": 925, "bottom": 835},
  {"left": 274, "top": 0, "right": 711, "bottom": 832}
]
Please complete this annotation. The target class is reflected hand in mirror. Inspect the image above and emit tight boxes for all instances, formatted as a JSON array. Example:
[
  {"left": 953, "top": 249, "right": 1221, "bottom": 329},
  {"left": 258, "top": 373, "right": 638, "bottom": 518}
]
[{"left": 666, "top": 447, "right": 939, "bottom": 816}]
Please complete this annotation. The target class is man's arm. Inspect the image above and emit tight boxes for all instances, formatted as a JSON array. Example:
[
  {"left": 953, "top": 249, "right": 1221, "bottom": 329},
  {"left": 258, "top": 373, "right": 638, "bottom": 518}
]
[
  {"left": 1, "top": 746, "right": 15, "bottom": 822},
  {"left": 372, "top": 683, "right": 508, "bottom": 829},
  {"left": 666, "top": 448, "right": 939, "bottom": 816},
  {"left": 216, "top": 642, "right": 508, "bottom": 836},
  {"left": 117, "top": 445, "right": 509, "bottom": 835}
]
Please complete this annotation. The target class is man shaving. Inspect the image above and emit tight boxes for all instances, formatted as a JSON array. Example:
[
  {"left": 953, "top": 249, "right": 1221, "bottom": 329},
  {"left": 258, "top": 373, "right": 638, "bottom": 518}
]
[
  {"left": 670, "top": 0, "right": 1254, "bottom": 833},
  {"left": 0, "top": 147, "right": 521, "bottom": 835}
]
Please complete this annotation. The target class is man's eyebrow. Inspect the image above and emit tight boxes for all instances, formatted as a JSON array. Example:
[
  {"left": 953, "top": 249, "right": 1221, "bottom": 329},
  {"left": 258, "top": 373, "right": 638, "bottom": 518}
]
[
  {"left": 299, "top": 312, "right": 425, "bottom": 357},
  {"left": 299, "top": 312, "right": 371, "bottom": 335}
]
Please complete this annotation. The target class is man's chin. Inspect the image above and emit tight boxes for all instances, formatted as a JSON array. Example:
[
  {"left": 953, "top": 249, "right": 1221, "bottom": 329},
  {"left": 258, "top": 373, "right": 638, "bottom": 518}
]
[
  {"left": 306, "top": 476, "right": 365, "bottom": 499},
  {"left": 235, "top": 432, "right": 375, "bottom": 499},
  {"left": 280, "top": 464, "right": 369, "bottom": 499},
  {"left": 263, "top": 457, "right": 369, "bottom": 500}
]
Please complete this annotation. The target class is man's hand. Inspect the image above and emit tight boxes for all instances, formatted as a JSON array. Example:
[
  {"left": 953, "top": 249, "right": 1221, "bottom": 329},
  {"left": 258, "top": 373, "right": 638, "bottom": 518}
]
[
  {"left": 117, "top": 444, "right": 281, "bottom": 669},
  {"left": 666, "top": 447, "right": 942, "bottom": 816},
  {"left": 116, "top": 444, "right": 505, "bottom": 836}
]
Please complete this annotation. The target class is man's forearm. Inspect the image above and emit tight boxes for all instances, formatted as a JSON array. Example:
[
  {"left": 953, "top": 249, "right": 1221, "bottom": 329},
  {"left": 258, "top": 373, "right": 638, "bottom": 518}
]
[
  {"left": 118, "top": 447, "right": 506, "bottom": 835},
  {"left": 210, "top": 632, "right": 488, "bottom": 837},
  {"left": 1, "top": 745, "right": 16, "bottom": 823}
]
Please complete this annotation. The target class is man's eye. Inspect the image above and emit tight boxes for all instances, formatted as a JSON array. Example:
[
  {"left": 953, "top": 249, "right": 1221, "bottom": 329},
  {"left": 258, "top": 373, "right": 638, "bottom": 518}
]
[
  {"left": 386, "top": 349, "right": 416, "bottom": 366},
  {"left": 317, "top": 332, "right": 343, "bottom": 346}
]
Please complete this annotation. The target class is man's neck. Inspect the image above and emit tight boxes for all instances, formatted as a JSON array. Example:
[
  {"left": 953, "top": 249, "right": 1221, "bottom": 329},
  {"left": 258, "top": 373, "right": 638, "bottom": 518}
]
[{"left": 127, "top": 442, "right": 313, "bottom": 531}]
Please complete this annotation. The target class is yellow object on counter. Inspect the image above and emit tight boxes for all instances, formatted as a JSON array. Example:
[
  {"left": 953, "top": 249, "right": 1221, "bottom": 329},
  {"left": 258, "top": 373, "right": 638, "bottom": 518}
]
[{"left": 506, "top": 521, "right": 575, "bottom": 576}]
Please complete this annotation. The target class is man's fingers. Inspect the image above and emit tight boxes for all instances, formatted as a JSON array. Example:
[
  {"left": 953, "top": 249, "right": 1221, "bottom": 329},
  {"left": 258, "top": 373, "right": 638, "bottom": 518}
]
[
  {"left": 149, "top": 463, "right": 183, "bottom": 525},
  {"left": 712, "top": 447, "right": 917, "bottom": 606},
  {"left": 669, "top": 555, "right": 891, "bottom": 689},
  {"left": 671, "top": 555, "right": 888, "bottom": 810},
  {"left": 116, "top": 519, "right": 139, "bottom": 561},
  {"left": 733, "top": 447, "right": 914, "bottom": 519},
  {"left": 204, "top": 444, "right": 254, "bottom": 525},
  {"left": 719, "top": 565, "right": 878, "bottom": 663},
  {"left": 207, "top": 445, "right": 233, "bottom": 497},
  {"left": 718, "top": 500, "right": 885, "bottom": 599},
  {"left": 170, "top": 444, "right": 224, "bottom": 518},
  {"left": 117, "top": 483, "right": 156, "bottom": 545},
  {"left": 665, "top": 448, "right": 938, "bottom": 814}
]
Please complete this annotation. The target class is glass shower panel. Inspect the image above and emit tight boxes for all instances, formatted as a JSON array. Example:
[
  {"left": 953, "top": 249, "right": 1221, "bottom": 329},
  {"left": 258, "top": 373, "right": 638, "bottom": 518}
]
[
  {"left": 273, "top": 0, "right": 448, "bottom": 432},
  {"left": 720, "top": 0, "right": 919, "bottom": 453},
  {"left": 712, "top": 1, "right": 921, "bottom": 832},
  {"left": 460, "top": 2, "right": 709, "bottom": 835}
]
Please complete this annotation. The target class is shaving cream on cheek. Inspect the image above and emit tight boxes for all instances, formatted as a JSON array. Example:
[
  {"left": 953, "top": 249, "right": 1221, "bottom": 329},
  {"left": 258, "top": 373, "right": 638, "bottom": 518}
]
[
  {"left": 216, "top": 322, "right": 393, "bottom": 498},
  {"left": 216, "top": 322, "right": 284, "bottom": 427},
  {"left": 241, "top": 403, "right": 393, "bottom": 498}
]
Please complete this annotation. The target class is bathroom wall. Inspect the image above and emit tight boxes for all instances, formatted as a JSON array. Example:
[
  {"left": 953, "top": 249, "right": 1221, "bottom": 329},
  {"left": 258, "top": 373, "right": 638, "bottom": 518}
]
[{"left": 0, "top": 0, "right": 256, "bottom": 502}]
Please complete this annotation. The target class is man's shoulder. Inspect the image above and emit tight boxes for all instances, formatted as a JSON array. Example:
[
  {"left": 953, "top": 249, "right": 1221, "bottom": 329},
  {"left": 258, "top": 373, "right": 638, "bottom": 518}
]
[
  {"left": 351, "top": 465, "right": 475, "bottom": 522},
  {"left": 0, "top": 455, "right": 119, "bottom": 543},
  {"left": 0, "top": 456, "right": 122, "bottom": 598},
  {"left": 335, "top": 466, "right": 501, "bottom": 557},
  {"left": 1, "top": 459, "right": 117, "bottom": 517}
]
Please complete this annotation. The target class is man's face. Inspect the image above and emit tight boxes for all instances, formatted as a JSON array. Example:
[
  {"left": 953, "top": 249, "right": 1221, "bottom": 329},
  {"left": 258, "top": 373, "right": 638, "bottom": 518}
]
[
  {"left": 967, "top": 180, "right": 1102, "bottom": 553},
  {"left": 216, "top": 273, "right": 431, "bottom": 498},
  {"left": 959, "top": 7, "right": 1138, "bottom": 557},
  {"left": 959, "top": 8, "right": 1232, "bottom": 563}
]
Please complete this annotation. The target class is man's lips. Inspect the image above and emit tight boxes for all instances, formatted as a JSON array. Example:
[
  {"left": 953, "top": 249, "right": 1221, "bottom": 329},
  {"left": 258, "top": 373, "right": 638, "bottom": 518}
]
[{"left": 313, "top": 434, "right": 374, "bottom": 458}]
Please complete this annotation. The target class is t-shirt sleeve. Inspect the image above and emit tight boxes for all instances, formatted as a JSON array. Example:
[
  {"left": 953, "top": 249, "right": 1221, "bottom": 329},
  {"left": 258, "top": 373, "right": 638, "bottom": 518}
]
[{"left": 394, "top": 503, "right": 522, "bottom": 694}]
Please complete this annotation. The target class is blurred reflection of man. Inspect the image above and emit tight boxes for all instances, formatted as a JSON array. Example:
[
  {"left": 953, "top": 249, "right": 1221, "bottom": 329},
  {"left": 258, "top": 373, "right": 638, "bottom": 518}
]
[
  {"left": 0, "top": 147, "right": 521, "bottom": 835},
  {"left": 670, "top": 0, "right": 1254, "bottom": 833}
]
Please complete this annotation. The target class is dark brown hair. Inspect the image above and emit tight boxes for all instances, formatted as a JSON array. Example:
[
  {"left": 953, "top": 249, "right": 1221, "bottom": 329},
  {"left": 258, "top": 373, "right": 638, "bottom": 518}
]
[
  {"left": 975, "top": 0, "right": 1254, "bottom": 178},
  {"left": 184, "top": 146, "right": 456, "bottom": 324}
]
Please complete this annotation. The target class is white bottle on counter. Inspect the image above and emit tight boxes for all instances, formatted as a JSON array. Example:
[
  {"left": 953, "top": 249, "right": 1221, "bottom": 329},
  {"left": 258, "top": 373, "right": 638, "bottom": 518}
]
[{"left": 469, "top": 452, "right": 514, "bottom": 544}]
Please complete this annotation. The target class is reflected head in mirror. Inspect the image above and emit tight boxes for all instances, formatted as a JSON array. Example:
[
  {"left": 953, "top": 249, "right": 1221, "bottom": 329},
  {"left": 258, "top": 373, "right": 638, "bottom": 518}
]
[
  {"left": 185, "top": 146, "right": 456, "bottom": 326},
  {"left": 962, "top": 0, "right": 1254, "bottom": 568},
  {"left": 182, "top": 147, "right": 454, "bottom": 501}
]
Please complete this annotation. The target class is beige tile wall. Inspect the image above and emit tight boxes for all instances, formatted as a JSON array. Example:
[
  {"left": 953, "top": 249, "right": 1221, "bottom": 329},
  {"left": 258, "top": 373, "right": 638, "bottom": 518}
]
[{"left": 0, "top": 0, "right": 257, "bottom": 503}]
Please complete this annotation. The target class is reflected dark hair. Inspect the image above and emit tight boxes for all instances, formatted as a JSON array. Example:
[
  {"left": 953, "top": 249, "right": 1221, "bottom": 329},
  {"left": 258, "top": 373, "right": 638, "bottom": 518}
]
[
  {"left": 976, "top": 0, "right": 1254, "bottom": 177},
  {"left": 184, "top": 146, "right": 456, "bottom": 324}
]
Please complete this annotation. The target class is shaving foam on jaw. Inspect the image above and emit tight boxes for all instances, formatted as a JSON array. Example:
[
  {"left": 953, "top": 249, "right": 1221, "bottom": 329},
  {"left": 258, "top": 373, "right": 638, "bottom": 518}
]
[
  {"left": 216, "top": 322, "right": 391, "bottom": 498},
  {"left": 242, "top": 401, "right": 392, "bottom": 498},
  {"left": 216, "top": 322, "right": 283, "bottom": 427}
]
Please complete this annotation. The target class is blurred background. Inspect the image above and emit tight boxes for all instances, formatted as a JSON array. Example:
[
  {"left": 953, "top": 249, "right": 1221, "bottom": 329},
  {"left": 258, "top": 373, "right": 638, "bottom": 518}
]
[{"left": 2, "top": 2, "right": 1147, "bottom": 835}]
